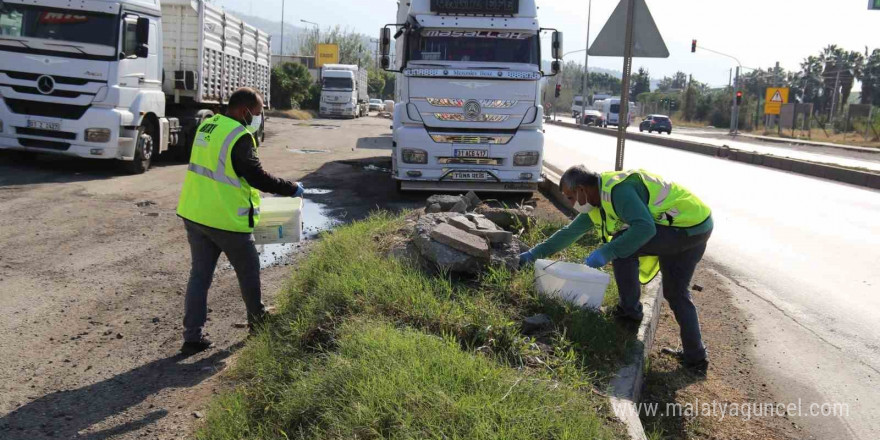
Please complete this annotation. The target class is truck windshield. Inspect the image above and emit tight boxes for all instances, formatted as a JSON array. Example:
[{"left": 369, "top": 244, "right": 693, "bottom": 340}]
[
  {"left": 610, "top": 104, "right": 620, "bottom": 113},
  {"left": 323, "top": 77, "right": 353, "bottom": 90},
  {"left": 408, "top": 30, "right": 539, "bottom": 65},
  {"left": 0, "top": 4, "right": 117, "bottom": 47}
]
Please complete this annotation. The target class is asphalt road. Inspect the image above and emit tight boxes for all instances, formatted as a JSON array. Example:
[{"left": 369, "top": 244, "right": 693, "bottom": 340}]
[
  {"left": 543, "top": 124, "right": 880, "bottom": 440},
  {"left": 551, "top": 116, "right": 880, "bottom": 172}
]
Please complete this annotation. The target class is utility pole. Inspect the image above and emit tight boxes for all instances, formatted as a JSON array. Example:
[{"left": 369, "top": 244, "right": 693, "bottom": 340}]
[
  {"left": 829, "top": 69, "right": 841, "bottom": 120},
  {"left": 280, "top": 0, "right": 285, "bottom": 57},
  {"left": 615, "top": 0, "right": 636, "bottom": 171},
  {"left": 731, "top": 66, "right": 740, "bottom": 135},
  {"left": 579, "top": 0, "right": 593, "bottom": 128}
]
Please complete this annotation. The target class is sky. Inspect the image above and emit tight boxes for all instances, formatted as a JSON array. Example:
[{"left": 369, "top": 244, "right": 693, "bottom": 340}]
[{"left": 213, "top": 0, "right": 879, "bottom": 87}]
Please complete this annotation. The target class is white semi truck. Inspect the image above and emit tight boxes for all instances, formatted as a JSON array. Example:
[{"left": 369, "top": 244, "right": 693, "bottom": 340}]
[
  {"left": 379, "top": 0, "right": 562, "bottom": 193},
  {"left": 319, "top": 64, "right": 368, "bottom": 119},
  {"left": 0, "top": 0, "right": 270, "bottom": 173}
]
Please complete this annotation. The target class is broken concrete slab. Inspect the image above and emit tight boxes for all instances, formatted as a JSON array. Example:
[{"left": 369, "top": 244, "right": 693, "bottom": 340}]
[
  {"left": 447, "top": 216, "right": 477, "bottom": 233},
  {"left": 473, "top": 217, "right": 499, "bottom": 231},
  {"left": 474, "top": 206, "right": 535, "bottom": 231},
  {"left": 430, "top": 223, "right": 490, "bottom": 259},
  {"left": 464, "top": 191, "right": 482, "bottom": 209},
  {"left": 450, "top": 199, "right": 468, "bottom": 213},
  {"left": 426, "top": 203, "right": 442, "bottom": 213},
  {"left": 426, "top": 195, "right": 466, "bottom": 212},
  {"left": 476, "top": 229, "right": 513, "bottom": 245}
]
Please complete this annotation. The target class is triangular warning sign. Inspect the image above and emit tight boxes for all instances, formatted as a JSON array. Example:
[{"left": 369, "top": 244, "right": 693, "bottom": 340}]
[
  {"left": 770, "top": 91, "right": 783, "bottom": 102},
  {"left": 588, "top": 0, "right": 669, "bottom": 58}
]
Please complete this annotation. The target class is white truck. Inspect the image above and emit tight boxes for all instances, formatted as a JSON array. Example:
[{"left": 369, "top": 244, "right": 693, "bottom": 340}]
[
  {"left": 0, "top": 0, "right": 270, "bottom": 173},
  {"left": 319, "top": 64, "right": 368, "bottom": 119},
  {"left": 379, "top": 0, "right": 562, "bottom": 193}
]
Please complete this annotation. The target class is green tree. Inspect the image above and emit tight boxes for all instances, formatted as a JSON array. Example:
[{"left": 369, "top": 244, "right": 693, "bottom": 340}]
[
  {"left": 630, "top": 67, "right": 651, "bottom": 102},
  {"left": 299, "top": 25, "right": 372, "bottom": 66},
  {"left": 860, "top": 49, "right": 880, "bottom": 105},
  {"left": 368, "top": 69, "right": 386, "bottom": 98},
  {"left": 683, "top": 84, "right": 698, "bottom": 121},
  {"left": 270, "top": 62, "right": 314, "bottom": 109}
]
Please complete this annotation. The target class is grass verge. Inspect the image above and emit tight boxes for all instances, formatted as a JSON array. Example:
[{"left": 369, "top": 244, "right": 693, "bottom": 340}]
[{"left": 197, "top": 212, "right": 635, "bottom": 439}]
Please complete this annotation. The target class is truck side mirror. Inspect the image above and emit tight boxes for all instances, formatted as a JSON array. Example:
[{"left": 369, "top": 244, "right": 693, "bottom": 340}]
[
  {"left": 379, "top": 27, "right": 392, "bottom": 70},
  {"left": 135, "top": 17, "right": 149, "bottom": 58},
  {"left": 551, "top": 61, "right": 561, "bottom": 75},
  {"left": 551, "top": 31, "right": 563, "bottom": 60},
  {"left": 380, "top": 27, "right": 391, "bottom": 56}
]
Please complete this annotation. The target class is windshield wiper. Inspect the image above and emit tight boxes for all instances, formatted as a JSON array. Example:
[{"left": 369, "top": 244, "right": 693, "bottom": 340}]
[
  {"left": 0, "top": 37, "right": 33, "bottom": 49},
  {"left": 44, "top": 42, "right": 88, "bottom": 55}
]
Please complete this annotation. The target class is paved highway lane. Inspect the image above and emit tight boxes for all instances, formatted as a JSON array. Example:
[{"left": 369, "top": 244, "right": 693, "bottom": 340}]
[
  {"left": 543, "top": 125, "right": 880, "bottom": 440},
  {"left": 550, "top": 116, "right": 880, "bottom": 172}
]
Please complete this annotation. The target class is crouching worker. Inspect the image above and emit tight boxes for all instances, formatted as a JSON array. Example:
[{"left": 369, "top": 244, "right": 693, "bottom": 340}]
[
  {"left": 519, "top": 165, "right": 713, "bottom": 374},
  {"left": 176, "top": 87, "right": 304, "bottom": 355}
]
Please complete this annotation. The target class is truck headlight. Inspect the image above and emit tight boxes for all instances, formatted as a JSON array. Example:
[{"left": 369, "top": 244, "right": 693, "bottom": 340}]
[
  {"left": 85, "top": 128, "right": 111, "bottom": 143},
  {"left": 513, "top": 151, "right": 539, "bottom": 166},
  {"left": 402, "top": 148, "right": 427, "bottom": 164}
]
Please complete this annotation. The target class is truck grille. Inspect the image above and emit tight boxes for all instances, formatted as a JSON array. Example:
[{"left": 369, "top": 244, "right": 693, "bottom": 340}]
[
  {"left": 15, "top": 127, "right": 77, "bottom": 140},
  {"left": 18, "top": 138, "right": 70, "bottom": 151},
  {"left": 10, "top": 85, "right": 86, "bottom": 99},
  {"left": 5, "top": 98, "right": 90, "bottom": 120},
  {"left": 429, "top": 134, "right": 513, "bottom": 144},
  {"left": 1, "top": 70, "right": 100, "bottom": 85}
]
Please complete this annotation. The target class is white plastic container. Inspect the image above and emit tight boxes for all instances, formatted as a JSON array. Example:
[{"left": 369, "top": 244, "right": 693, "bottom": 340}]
[
  {"left": 253, "top": 197, "right": 303, "bottom": 245},
  {"left": 534, "top": 259, "right": 611, "bottom": 309}
]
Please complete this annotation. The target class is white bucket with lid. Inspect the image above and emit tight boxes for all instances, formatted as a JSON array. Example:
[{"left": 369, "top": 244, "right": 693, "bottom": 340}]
[
  {"left": 534, "top": 259, "right": 611, "bottom": 309},
  {"left": 253, "top": 197, "right": 303, "bottom": 245}
]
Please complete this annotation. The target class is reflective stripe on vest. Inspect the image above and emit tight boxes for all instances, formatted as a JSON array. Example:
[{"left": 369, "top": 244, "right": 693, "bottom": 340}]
[
  {"left": 597, "top": 169, "right": 711, "bottom": 284},
  {"left": 176, "top": 115, "right": 261, "bottom": 233}
]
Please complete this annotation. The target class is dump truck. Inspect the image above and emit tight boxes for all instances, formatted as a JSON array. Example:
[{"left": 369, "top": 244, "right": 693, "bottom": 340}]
[{"left": 0, "top": 0, "right": 271, "bottom": 173}]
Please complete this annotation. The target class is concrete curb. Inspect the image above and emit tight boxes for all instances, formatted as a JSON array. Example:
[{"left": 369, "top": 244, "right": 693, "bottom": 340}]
[
  {"left": 735, "top": 132, "right": 879, "bottom": 154},
  {"left": 538, "top": 169, "right": 662, "bottom": 440},
  {"left": 608, "top": 278, "right": 662, "bottom": 440},
  {"left": 548, "top": 120, "right": 880, "bottom": 190}
]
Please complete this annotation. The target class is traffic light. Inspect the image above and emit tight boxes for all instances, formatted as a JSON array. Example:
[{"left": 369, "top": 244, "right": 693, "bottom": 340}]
[
  {"left": 555, "top": 84, "right": 561, "bottom": 98},
  {"left": 736, "top": 91, "right": 743, "bottom": 105},
  {"left": 691, "top": 39, "right": 697, "bottom": 53}
]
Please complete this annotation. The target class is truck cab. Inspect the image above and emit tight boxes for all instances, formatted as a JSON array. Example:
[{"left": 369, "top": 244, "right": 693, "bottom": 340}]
[
  {"left": 319, "top": 64, "right": 367, "bottom": 119},
  {"left": 380, "top": 0, "right": 562, "bottom": 193}
]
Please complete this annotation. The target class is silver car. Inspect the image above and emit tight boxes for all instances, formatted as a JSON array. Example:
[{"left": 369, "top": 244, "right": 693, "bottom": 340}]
[{"left": 369, "top": 99, "right": 385, "bottom": 112}]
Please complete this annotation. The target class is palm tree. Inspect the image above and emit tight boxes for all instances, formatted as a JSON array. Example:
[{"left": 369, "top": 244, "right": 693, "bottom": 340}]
[{"left": 859, "top": 48, "right": 880, "bottom": 105}]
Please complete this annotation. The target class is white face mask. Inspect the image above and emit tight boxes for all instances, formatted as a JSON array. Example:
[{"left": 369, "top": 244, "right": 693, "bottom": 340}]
[
  {"left": 572, "top": 189, "right": 595, "bottom": 214},
  {"left": 246, "top": 109, "right": 262, "bottom": 134}
]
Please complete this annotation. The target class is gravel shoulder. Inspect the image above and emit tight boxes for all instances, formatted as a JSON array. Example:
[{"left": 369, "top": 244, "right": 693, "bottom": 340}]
[{"left": 0, "top": 115, "right": 397, "bottom": 439}]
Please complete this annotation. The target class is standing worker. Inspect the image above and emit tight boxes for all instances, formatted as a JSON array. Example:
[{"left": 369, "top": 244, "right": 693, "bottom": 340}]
[
  {"left": 520, "top": 165, "right": 713, "bottom": 374},
  {"left": 176, "top": 87, "right": 304, "bottom": 355}
]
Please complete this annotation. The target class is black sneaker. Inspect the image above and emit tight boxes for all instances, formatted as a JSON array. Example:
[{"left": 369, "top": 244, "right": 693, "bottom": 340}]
[
  {"left": 181, "top": 338, "right": 214, "bottom": 355},
  {"left": 661, "top": 347, "right": 709, "bottom": 376}
]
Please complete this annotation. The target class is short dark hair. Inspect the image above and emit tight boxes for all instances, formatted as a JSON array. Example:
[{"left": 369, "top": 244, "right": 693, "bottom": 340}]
[
  {"left": 227, "top": 87, "right": 262, "bottom": 111},
  {"left": 560, "top": 165, "right": 600, "bottom": 190}
]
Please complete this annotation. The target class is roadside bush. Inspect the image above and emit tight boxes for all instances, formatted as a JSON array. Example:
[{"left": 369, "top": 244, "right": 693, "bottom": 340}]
[{"left": 270, "top": 62, "right": 313, "bottom": 110}]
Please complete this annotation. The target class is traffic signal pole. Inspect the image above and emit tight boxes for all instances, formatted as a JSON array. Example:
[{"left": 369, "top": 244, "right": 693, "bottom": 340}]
[{"left": 690, "top": 41, "right": 743, "bottom": 134}]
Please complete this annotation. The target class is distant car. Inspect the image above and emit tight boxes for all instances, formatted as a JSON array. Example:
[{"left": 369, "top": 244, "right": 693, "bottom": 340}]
[
  {"left": 579, "top": 110, "right": 605, "bottom": 126},
  {"left": 369, "top": 99, "right": 385, "bottom": 112},
  {"left": 639, "top": 114, "right": 673, "bottom": 134}
]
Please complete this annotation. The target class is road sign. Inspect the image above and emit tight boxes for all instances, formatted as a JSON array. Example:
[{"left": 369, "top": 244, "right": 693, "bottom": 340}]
[
  {"left": 588, "top": 0, "right": 669, "bottom": 58},
  {"left": 316, "top": 44, "right": 339, "bottom": 68},
  {"left": 764, "top": 87, "right": 789, "bottom": 115}
]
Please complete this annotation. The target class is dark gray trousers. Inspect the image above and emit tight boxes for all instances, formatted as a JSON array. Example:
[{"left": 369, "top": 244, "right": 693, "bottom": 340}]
[
  {"left": 182, "top": 219, "right": 266, "bottom": 342},
  {"left": 611, "top": 225, "right": 712, "bottom": 363}
]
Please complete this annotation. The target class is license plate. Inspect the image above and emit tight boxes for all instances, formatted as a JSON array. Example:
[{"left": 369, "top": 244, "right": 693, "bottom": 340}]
[
  {"left": 454, "top": 149, "right": 488, "bottom": 158},
  {"left": 27, "top": 119, "right": 61, "bottom": 131},
  {"left": 450, "top": 171, "right": 488, "bottom": 181}
]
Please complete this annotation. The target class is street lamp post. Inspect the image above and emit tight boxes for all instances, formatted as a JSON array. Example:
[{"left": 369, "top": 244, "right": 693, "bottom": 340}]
[
  {"left": 694, "top": 44, "right": 744, "bottom": 134},
  {"left": 301, "top": 19, "right": 319, "bottom": 62},
  {"left": 280, "top": 0, "right": 285, "bottom": 57}
]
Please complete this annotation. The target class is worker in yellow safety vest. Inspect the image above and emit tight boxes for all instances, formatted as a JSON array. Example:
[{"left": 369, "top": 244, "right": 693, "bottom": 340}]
[
  {"left": 520, "top": 165, "right": 713, "bottom": 374},
  {"left": 177, "top": 87, "right": 303, "bottom": 355}
]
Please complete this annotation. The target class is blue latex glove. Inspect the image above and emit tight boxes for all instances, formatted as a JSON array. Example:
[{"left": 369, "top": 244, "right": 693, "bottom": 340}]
[
  {"left": 518, "top": 250, "right": 536, "bottom": 267},
  {"left": 293, "top": 182, "right": 305, "bottom": 198},
  {"left": 584, "top": 249, "right": 609, "bottom": 268}
]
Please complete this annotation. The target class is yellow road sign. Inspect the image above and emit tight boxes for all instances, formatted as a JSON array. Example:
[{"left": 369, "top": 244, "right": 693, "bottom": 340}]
[
  {"left": 764, "top": 87, "right": 790, "bottom": 115},
  {"left": 316, "top": 44, "right": 339, "bottom": 68}
]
